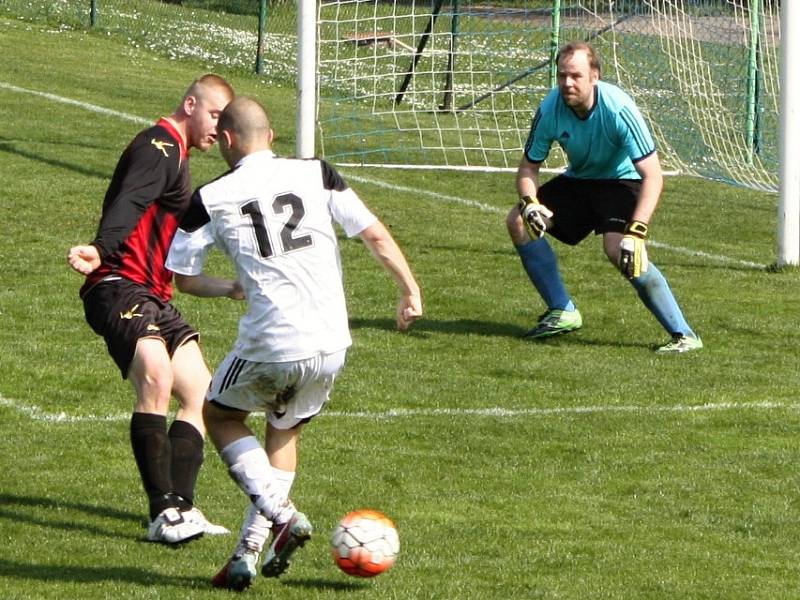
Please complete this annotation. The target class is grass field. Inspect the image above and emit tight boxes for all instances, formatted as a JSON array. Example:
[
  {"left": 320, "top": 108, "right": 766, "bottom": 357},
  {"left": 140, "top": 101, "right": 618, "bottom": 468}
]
[{"left": 1, "top": 12, "right": 800, "bottom": 600}]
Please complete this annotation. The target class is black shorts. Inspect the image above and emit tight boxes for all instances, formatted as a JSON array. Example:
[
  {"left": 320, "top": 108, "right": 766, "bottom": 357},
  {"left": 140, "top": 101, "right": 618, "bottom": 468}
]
[
  {"left": 82, "top": 278, "right": 199, "bottom": 379},
  {"left": 537, "top": 176, "right": 641, "bottom": 246}
]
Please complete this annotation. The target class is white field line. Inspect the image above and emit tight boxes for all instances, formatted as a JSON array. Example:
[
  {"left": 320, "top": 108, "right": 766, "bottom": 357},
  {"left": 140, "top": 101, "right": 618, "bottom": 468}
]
[
  {"left": 0, "top": 394, "right": 796, "bottom": 424},
  {"left": 1, "top": 80, "right": 768, "bottom": 273},
  {"left": 0, "top": 81, "right": 150, "bottom": 125}
]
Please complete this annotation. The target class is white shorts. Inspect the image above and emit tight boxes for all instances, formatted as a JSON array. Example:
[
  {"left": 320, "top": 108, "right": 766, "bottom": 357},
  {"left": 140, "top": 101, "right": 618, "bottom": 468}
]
[{"left": 208, "top": 349, "right": 347, "bottom": 429}]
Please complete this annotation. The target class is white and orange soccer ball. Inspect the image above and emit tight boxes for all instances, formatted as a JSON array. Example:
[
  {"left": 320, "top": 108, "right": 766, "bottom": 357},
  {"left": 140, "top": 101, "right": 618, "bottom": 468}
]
[{"left": 330, "top": 509, "right": 400, "bottom": 577}]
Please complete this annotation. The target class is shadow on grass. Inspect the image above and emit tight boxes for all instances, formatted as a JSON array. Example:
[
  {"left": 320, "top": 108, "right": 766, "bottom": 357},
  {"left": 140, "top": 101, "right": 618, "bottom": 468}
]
[
  {"left": 349, "top": 317, "right": 526, "bottom": 338},
  {"left": 567, "top": 335, "right": 655, "bottom": 351},
  {"left": 282, "top": 577, "right": 370, "bottom": 592},
  {"left": 0, "top": 138, "right": 110, "bottom": 180},
  {"left": 0, "top": 493, "right": 142, "bottom": 540},
  {"left": 0, "top": 559, "right": 203, "bottom": 588},
  {"left": 349, "top": 317, "right": 653, "bottom": 350}
]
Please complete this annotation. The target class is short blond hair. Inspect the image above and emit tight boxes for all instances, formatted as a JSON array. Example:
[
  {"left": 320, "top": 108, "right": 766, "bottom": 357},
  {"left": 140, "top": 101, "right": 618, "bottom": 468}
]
[{"left": 183, "top": 73, "right": 235, "bottom": 103}]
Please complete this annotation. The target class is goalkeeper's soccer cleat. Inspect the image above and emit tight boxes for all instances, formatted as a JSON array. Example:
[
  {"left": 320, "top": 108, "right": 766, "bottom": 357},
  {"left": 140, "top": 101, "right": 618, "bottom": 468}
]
[
  {"left": 211, "top": 549, "right": 259, "bottom": 591},
  {"left": 146, "top": 507, "right": 204, "bottom": 545},
  {"left": 656, "top": 334, "right": 703, "bottom": 354},
  {"left": 261, "top": 511, "right": 313, "bottom": 578},
  {"left": 523, "top": 308, "right": 582, "bottom": 339},
  {"left": 183, "top": 507, "right": 231, "bottom": 535}
]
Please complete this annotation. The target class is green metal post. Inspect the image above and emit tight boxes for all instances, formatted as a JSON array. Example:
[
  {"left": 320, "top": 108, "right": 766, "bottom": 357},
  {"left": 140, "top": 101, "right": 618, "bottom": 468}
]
[
  {"left": 549, "top": 0, "right": 561, "bottom": 87},
  {"left": 745, "top": 0, "right": 762, "bottom": 162},
  {"left": 256, "top": 0, "right": 268, "bottom": 74},
  {"left": 90, "top": 0, "right": 97, "bottom": 27}
]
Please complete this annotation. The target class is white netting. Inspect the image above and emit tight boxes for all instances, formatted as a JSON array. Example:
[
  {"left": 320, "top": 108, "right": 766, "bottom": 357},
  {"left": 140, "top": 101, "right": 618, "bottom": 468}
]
[{"left": 317, "top": 0, "right": 780, "bottom": 191}]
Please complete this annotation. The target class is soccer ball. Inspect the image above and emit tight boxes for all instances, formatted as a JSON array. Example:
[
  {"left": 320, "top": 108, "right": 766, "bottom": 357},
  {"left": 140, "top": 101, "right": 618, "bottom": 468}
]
[{"left": 330, "top": 509, "right": 400, "bottom": 577}]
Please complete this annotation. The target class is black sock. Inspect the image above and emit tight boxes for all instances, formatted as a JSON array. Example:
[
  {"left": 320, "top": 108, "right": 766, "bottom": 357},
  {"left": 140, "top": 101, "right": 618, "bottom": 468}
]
[
  {"left": 130, "top": 413, "right": 174, "bottom": 519},
  {"left": 168, "top": 420, "right": 204, "bottom": 507}
]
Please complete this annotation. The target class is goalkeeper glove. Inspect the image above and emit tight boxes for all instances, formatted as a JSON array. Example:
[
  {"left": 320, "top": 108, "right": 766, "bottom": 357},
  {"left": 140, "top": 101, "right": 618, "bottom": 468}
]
[
  {"left": 619, "top": 220, "right": 649, "bottom": 279},
  {"left": 518, "top": 195, "right": 552, "bottom": 239}
]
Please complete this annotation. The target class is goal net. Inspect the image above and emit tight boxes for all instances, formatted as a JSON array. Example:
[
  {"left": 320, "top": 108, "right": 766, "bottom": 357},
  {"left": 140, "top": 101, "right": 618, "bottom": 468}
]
[{"left": 316, "top": 0, "right": 781, "bottom": 192}]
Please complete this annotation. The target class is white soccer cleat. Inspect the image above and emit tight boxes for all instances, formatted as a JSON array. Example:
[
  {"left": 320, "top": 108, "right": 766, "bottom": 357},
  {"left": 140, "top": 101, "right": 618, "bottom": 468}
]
[
  {"left": 146, "top": 507, "right": 205, "bottom": 544},
  {"left": 183, "top": 507, "right": 231, "bottom": 535},
  {"left": 656, "top": 334, "right": 704, "bottom": 354}
]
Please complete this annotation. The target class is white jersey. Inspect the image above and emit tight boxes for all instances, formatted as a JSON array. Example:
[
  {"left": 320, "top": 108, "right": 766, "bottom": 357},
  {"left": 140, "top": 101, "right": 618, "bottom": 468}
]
[{"left": 166, "top": 150, "right": 377, "bottom": 362}]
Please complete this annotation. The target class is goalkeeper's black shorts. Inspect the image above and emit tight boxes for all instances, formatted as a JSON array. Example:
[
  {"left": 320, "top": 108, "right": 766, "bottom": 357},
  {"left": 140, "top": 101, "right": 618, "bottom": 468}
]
[{"left": 537, "top": 176, "right": 641, "bottom": 246}]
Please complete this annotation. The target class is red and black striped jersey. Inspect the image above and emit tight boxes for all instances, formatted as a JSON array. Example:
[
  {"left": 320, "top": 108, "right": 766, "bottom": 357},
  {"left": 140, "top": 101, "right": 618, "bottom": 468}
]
[{"left": 80, "top": 119, "right": 191, "bottom": 301}]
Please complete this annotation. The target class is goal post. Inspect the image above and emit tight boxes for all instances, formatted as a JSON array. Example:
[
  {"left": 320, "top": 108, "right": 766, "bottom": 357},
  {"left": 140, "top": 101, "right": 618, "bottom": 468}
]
[
  {"left": 297, "top": 0, "right": 316, "bottom": 158},
  {"left": 778, "top": 0, "right": 800, "bottom": 266}
]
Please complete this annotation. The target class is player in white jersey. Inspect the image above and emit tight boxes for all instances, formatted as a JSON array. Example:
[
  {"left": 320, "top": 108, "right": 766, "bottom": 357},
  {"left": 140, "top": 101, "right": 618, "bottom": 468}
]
[{"left": 165, "top": 96, "right": 422, "bottom": 591}]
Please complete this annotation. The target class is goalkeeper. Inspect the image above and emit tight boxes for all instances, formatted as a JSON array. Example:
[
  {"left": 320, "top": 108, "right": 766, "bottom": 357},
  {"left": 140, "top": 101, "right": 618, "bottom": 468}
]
[{"left": 506, "top": 41, "right": 702, "bottom": 353}]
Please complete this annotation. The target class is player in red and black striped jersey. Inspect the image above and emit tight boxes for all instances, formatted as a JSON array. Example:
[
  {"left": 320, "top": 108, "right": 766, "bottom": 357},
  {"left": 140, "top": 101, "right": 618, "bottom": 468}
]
[
  {"left": 68, "top": 74, "right": 235, "bottom": 544},
  {"left": 80, "top": 117, "right": 192, "bottom": 301}
]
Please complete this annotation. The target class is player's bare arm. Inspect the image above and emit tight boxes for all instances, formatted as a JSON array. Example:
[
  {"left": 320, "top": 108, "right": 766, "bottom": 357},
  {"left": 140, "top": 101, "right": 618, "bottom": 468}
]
[
  {"left": 615, "top": 153, "right": 663, "bottom": 278},
  {"left": 67, "top": 244, "right": 101, "bottom": 275},
  {"left": 174, "top": 273, "right": 245, "bottom": 300},
  {"left": 515, "top": 156, "right": 542, "bottom": 200},
  {"left": 358, "top": 221, "right": 422, "bottom": 331},
  {"left": 630, "top": 152, "right": 664, "bottom": 225}
]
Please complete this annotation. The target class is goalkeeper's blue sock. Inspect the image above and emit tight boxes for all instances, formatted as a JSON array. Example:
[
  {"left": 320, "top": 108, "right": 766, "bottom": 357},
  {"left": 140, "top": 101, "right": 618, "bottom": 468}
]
[
  {"left": 629, "top": 264, "right": 695, "bottom": 336},
  {"left": 516, "top": 239, "right": 574, "bottom": 311}
]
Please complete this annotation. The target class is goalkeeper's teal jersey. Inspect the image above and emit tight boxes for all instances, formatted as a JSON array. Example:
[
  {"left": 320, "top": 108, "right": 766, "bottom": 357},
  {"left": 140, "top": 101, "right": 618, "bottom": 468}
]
[{"left": 523, "top": 80, "right": 655, "bottom": 180}]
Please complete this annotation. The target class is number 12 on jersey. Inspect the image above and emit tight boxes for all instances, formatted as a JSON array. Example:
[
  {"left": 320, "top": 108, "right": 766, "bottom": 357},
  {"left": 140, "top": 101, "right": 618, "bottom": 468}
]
[{"left": 240, "top": 193, "right": 313, "bottom": 259}]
